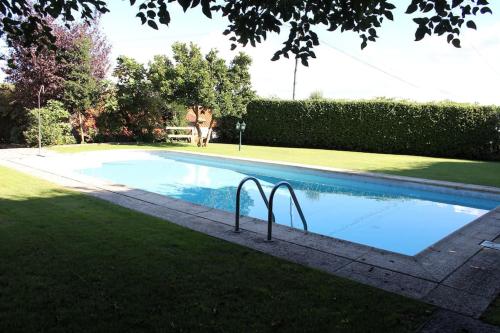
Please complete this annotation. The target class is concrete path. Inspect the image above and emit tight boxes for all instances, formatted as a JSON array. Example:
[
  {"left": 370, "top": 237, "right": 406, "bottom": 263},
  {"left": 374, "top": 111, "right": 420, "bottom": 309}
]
[{"left": 420, "top": 310, "right": 500, "bottom": 332}]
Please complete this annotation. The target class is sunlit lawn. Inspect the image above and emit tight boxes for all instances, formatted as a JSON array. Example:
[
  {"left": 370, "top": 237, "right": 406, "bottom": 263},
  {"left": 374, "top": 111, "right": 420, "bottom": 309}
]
[
  {"left": 50, "top": 142, "right": 500, "bottom": 188},
  {"left": 0, "top": 166, "right": 435, "bottom": 331}
]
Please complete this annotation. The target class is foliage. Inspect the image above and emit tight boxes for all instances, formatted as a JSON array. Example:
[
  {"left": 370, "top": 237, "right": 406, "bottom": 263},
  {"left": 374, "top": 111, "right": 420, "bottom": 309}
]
[
  {"left": 171, "top": 42, "right": 254, "bottom": 145},
  {"left": 227, "top": 52, "right": 255, "bottom": 117},
  {"left": 171, "top": 42, "right": 216, "bottom": 145},
  {"left": 0, "top": 1, "right": 493, "bottom": 65},
  {"left": 110, "top": 56, "right": 167, "bottom": 141},
  {"left": 62, "top": 36, "right": 98, "bottom": 143},
  {"left": 4, "top": 17, "right": 111, "bottom": 109},
  {"left": 148, "top": 54, "right": 176, "bottom": 103},
  {"left": 0, "top": 83, "right": 24, "bottom": 143},
  {"left": 84, "top": 80, "right": 118, "bottom": 142},
  {"left": 165, "top": 102, "right": 189, "bottom": 127},
  {"left": 215, "top": 115, "right": 240, "bottom": 143},
  {"left": 172, "top": 43, "right": 215, "bottom": 109},
  {"left": 223, "top": 99, "right": 500, "bottom": 160},
  {"left": 106, "top": 48, "right": 239, "bottom": 144},
  {"left": 309, "top": 91, "right": 325, "bottom": 100},
  {"left": 2, "top": 16, "right": 111, "bottom": 144},
  {"left": 23, "top": 100, "right": 75, "bottom": 146}
]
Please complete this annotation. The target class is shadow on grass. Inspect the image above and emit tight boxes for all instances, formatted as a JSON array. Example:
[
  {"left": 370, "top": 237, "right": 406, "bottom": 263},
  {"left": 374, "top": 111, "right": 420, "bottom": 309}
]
[
  {"left": 0, "top": 187, "right": 434, "bottom": 332},
  {"left": 0, "top": 143, "right": 27, "bottom": 149}
]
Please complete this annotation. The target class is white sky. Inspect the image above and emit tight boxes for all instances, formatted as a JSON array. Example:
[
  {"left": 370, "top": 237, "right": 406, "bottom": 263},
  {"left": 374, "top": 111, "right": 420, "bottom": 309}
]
[{"left": 1, "top": 1, "right": 500, "bottom": 104}]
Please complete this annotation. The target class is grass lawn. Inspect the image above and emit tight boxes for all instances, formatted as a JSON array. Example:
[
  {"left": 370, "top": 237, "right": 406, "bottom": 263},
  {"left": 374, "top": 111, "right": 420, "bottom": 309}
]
[
  {"left": 0, "top": 165, "right": 435, "bottom": 331},
  {"left": 50, "top": 143, "right": 500, "bottom": 188}
]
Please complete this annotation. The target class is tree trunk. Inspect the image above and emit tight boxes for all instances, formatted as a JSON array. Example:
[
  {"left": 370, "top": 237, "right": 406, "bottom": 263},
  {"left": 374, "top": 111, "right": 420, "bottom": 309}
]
[
  {"left": 203, "top": 118, "right": 215, "bottom": 147},
  {"left": 78, "top": 112, "right": 85, "bottom": 144},
  {"left": 194, "top": 105, "right": 202, "bottom": 147}
]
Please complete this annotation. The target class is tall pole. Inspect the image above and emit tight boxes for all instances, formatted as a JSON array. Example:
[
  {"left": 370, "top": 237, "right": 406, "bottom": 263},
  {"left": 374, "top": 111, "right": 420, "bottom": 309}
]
[
  {"left": 37, "top": 85, "right": 45, "bottom": 156},
  {"left": 292, "top": 57, "right": 298, "bottom": 100}
]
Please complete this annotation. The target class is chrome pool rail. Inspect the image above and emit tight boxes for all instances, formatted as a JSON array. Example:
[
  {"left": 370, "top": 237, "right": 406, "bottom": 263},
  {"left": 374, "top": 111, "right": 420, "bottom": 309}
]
[
  {"left": 267, "top": 181, "right": 308, "bottom": 241},
  {"left": 234, "top": 177, "right": 274, "bottom": 233}
]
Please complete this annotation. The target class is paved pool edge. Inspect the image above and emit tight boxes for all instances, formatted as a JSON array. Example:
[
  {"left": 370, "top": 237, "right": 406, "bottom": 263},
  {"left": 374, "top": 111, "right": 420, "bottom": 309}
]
[
  {"left": 1, "top": 148, "right": 499, "bottom": 320},
  {"left": 154, "top": 148, "right": 500, "bottom": 196}
]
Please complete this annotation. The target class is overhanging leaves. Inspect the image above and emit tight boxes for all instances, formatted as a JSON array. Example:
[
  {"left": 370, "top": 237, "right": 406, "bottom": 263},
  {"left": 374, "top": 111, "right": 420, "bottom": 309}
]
[{"left": 0, "top": 0, "right": 494, "bottom": 65}]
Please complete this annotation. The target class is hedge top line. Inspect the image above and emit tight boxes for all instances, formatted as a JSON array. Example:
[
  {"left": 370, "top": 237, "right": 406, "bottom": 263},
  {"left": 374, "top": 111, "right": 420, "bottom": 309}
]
[{"left": 249, "top": 98, "right": 500, "bottom": 110}]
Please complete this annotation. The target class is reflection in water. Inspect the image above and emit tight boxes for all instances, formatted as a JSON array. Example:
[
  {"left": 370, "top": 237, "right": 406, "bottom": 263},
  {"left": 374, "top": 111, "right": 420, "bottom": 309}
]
[
  {"left": 304, "top": 189, "right": 321, "bottom": 201},
  {"left": 79, "top": 151, "right": 499, "bottom": 256},
  {"left": 178, "top": 186, "right": 254, "bottom": 216},
  {"left": 453, "top": 205, "right": 484, "bottom": 217}
]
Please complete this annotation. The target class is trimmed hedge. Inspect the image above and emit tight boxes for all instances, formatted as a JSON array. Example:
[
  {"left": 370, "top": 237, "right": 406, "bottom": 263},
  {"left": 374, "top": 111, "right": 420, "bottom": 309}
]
[{"left": 219, "top": 99, "right": 500, "bottom": 160}]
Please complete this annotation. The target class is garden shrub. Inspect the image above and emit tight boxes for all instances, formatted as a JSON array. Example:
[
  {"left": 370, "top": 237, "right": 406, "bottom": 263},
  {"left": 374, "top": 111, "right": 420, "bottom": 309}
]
[
  {"left": 0, "top": 83, "right": 27, "bottom": 144},
  {"left": 219, "top": 99, "right": 500, "bottom": 160},
  {"left": 24, "top": 100, "right": 76, "bottom": 146}
]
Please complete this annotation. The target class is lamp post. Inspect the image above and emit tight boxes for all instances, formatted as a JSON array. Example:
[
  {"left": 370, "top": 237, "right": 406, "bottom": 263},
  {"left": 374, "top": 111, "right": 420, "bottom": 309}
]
[
  {"left": 37, "top": 85, "right": 45, "bottom": 156},
  {"left": 235, "top": 121, "right": 246, "bottom": 151}
]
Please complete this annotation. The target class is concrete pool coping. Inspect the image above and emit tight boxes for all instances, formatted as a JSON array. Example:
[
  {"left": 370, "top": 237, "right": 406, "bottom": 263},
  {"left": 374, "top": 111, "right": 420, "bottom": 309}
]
[
  {"left": 0, "top": 148, "right": 499, "bottom": 319},
  {"left": 134, "top": 148, "right": 500, "bottom": 197}
]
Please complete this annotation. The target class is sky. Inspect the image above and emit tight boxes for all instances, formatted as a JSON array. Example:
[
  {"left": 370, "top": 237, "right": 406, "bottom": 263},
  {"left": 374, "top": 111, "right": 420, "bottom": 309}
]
[{"left": 1, "top": 1, "right": 500, "bottom": 104}]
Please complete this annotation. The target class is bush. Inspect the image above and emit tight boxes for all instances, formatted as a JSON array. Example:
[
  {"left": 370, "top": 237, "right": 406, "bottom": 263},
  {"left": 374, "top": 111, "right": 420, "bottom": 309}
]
[
  {"left": 24, "top": 100, "right": 76, "bottom": 146},
  {"left": 0, "top": 83, "right": 27, "bottom": 144},
  {"left": 219, "top": 99, "right": 500, "bottom": 160},
  {"left": 214, "top": 115, "right": 240, "bottom": 143}
]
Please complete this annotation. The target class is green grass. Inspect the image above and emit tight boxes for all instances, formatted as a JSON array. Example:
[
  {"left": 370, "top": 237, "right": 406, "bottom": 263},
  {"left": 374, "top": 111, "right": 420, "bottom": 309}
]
[
  {"left": 50, "top": 142, "right": 500, "bottom": 188},
  {"left": 0, "top": 165, "right": 434, "bottom": 331}
]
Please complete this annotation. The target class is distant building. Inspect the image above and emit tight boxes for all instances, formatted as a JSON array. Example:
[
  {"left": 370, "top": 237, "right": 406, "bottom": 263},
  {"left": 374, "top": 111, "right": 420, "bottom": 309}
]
[{"left": 185, "top": 107, "right": 217, "bottom": 140}]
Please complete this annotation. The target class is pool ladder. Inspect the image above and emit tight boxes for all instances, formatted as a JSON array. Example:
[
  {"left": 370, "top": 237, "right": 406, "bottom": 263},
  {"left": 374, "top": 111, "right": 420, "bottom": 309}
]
[{"left": 235, "top": 177, "right": 308, "bottom": 241}]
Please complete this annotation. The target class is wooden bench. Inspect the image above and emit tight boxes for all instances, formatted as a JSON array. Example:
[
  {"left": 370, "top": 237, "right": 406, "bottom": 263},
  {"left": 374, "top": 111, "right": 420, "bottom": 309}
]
[{"left": 166, "top": 127, "right": 195, "bottom": 143}]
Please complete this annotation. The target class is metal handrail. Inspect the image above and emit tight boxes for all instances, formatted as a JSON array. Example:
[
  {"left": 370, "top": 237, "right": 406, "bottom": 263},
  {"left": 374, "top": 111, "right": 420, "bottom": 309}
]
[
  {"left": 267, "top": 181, "right": 308, "bottom": 241},
  {"left": 235, "top": 177, "right": 274, "bottom": 232}
]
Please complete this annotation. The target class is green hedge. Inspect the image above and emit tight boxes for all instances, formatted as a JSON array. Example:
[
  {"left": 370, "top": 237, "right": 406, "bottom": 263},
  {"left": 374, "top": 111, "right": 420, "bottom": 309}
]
[{"left": 220, "top": 99, "right": 500, "bottom": 160}]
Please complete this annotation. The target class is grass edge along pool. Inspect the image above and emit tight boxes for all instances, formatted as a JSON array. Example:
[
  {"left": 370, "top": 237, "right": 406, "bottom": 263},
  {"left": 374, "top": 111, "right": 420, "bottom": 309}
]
[{"left": 77, "top": 151, "right": 500, "bottom": 256}]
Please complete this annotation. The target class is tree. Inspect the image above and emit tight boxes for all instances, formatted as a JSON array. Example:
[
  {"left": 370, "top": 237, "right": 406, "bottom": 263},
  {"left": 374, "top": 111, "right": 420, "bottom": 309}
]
[
  {"left": 3, "top": 18, "right": 111, "bottom": 109},
  {"left": 62, "top": 36, "right": 97, "bottom": 143},
  {"left": 228, "top": 52, "right": 255, "bottom": 116},
  {"left": 171, "top": 42, "right": 216, "bottom": 146},
  {"left": 148, "top": 54, "right": 180, "bottom": 135},
  {"left": 204, "top": 51, "right": 255, "bottom": 145},
  {"left": 83, "top": 80, "right": 118, "bottom": 142},
  {"left": 3, "top": 16, "right": 111, "bottom": 144},
  {"left": 113, "top": 56, "right": 165, "bottom": 141},
  {"left": 0, "top": 82, "right": 23, "bottom": 143},
  {"left": 205, "top": 49, "right": 231, "bottom": 145},
  {"left": 4, "top": 28, "right": 67, "bottom": 110},
  {"left": 0, "top": 1, "right": 493, "bottom": 65},
  {"left": 171, "top": 43, "right": 254, "bottom": 147}
]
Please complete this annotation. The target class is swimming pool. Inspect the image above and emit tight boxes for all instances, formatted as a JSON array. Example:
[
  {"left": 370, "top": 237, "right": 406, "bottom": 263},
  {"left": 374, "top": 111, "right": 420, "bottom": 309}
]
[{"left": 78, "top": 151, "right": 500, "bottom": 256}]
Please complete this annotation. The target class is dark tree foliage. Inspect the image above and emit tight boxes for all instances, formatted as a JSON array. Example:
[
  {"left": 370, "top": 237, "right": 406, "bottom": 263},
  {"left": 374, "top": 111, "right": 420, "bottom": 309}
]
[
  {"left": 0, "top": 0, "right": 493, "bottom": 65},
  {"left": 4, "top": 18, "right": 110, "bottom": 109}
]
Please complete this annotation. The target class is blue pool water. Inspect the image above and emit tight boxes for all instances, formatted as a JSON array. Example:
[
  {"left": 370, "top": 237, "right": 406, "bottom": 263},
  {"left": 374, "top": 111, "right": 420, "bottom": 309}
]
[{"left": 78, "top": 152, "right": 499, "bottom": 255}]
